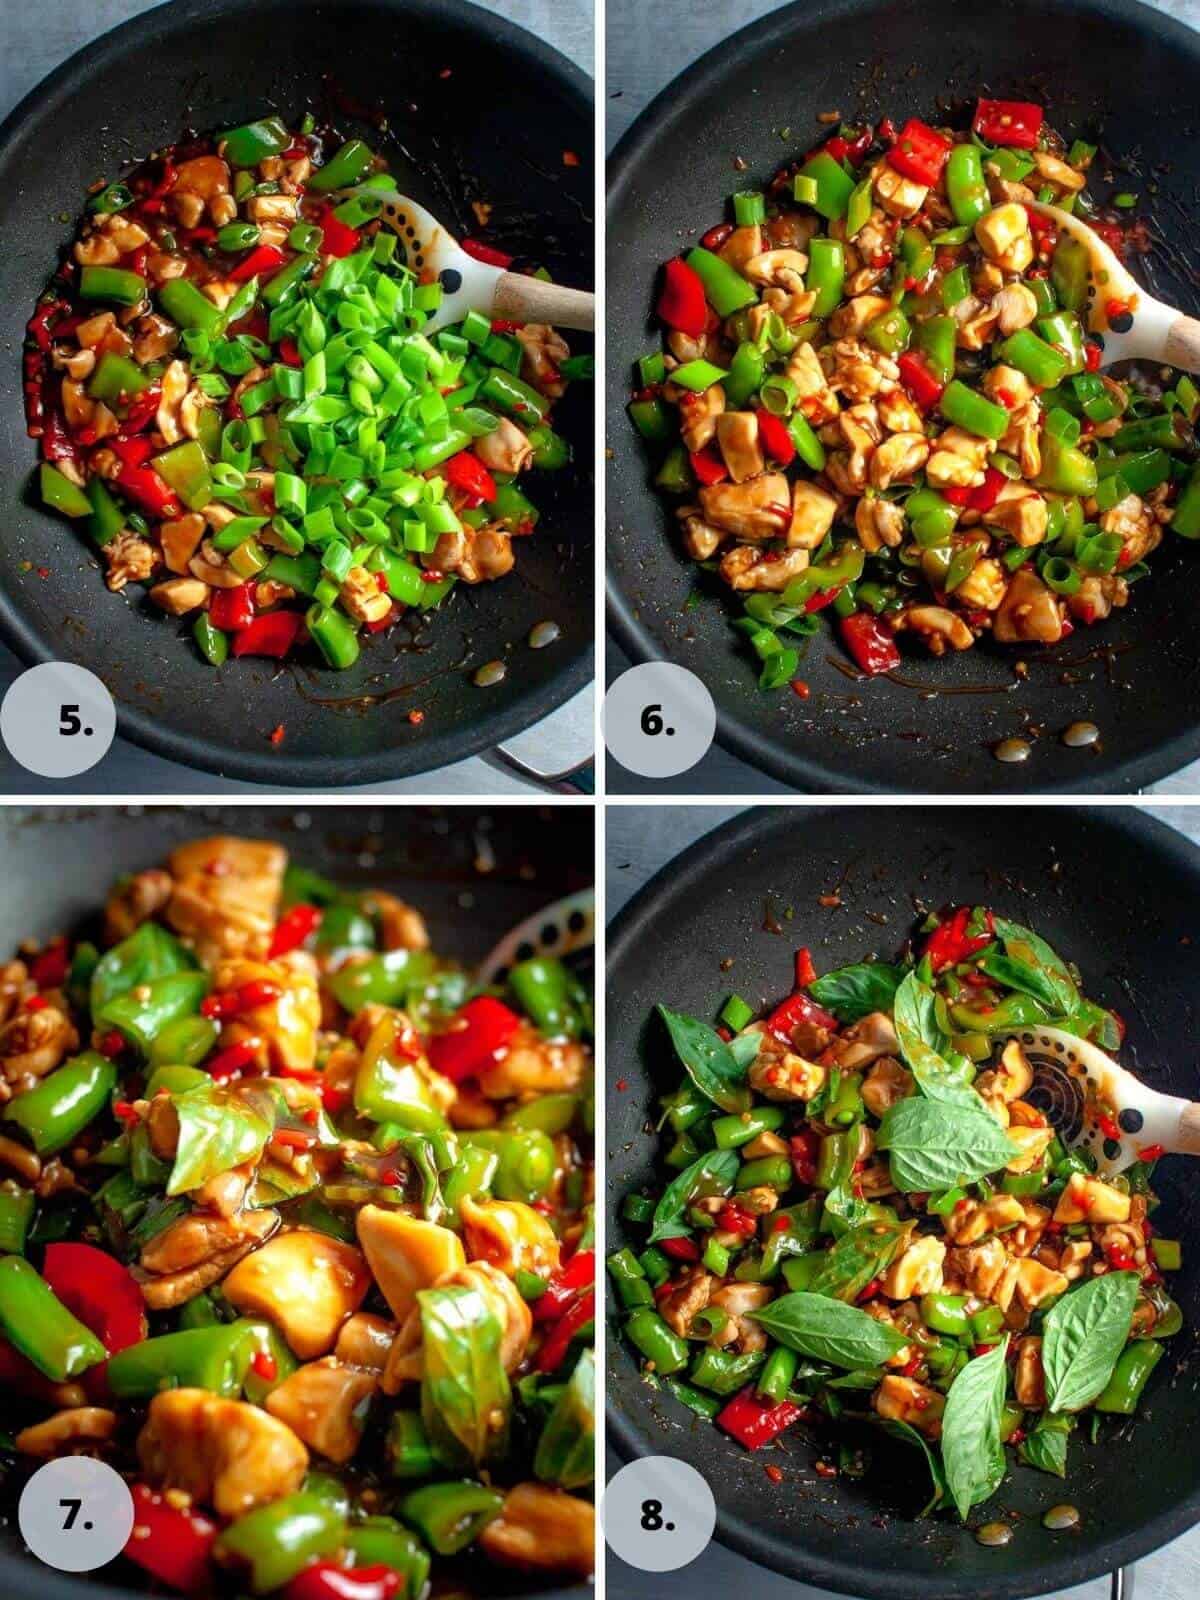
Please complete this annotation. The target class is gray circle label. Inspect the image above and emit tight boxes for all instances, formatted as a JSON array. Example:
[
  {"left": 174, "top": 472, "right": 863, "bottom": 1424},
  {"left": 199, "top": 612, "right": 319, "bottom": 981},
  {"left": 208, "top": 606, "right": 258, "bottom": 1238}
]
[
  {"left": 1, "top": 663, "right": 116, "bottom": 778},
  {"left": 19, "top": 1457, "right": 134, "bottom": 1572},
  {"left": 603, "top": 1456, "right": 716, "bottom": 1572},
  {"left": 603, "top": 663, "right": 716, "bottom": 778}
]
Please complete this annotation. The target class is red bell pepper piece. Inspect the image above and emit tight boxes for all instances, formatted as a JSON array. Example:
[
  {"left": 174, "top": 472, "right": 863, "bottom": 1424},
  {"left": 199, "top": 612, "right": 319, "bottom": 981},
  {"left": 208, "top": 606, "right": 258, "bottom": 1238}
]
[
  {"left": 688, "top": 446, "right": 728, "bottom": 487},
  {"left": 716, "top": 1200, "right": 758, "bottom": 1238},
  {"left": 201, "top": 978, "right": 282, "bottom": 1020},
  {"left": 42, "top": 1242, "right": 146, "bottom": 1356},
  {"left": 967, "top": 467, "right": 1006, "bottom": 514},
  {"left": 794, "top": 947, "right": 817, "bottom": 988},
  {"left": 123, "top": 1484, "right": 217, "bottom": 1594},
  {"left": 462, "top": 237, "right": 514, "bottom": 268},
  {"left": 923, "top": 905, "right": 994, "bottom": 972},
  {"left": 206, "top": 1039, "right": 260, "bottom": 1083},
  {"left": 717, "top": 1386, "right": 803, "bottom": 1449},
  {"left": 228, "top": 244, "right": 287, "bottom": 283},
  {"left": 887, "top": 118, "right": 953, "bottom": 186},
  {"left": 536, "top": 1286, "right": 594, "bottom": 1373},
  {"left": 116, "top": 462, "right": 181, "bottom": 519},
  {"left": 755, "top": 408, "right": 796, "bottom": 466},
  {"left": 121, "top": 383, "right": 164, "bottom": 436},
  {"left": 317, "top": 208, "right": 361, "bottom": 260},
  {"left": 268, "top": 903, "right": 323, "bottom": 958},
  {"left": 839, "top": 611, "right": 902, "bottom": 676},
  {"left": 30, "top": 938, "right": 70, "bottom": 988},
  {"left": 766, "top": 991, "right": 838, "bottom": 1043},
  {"left": 209, "top": 583, "right": 255, "bottom": 632},
  {"left": 286, "top": 1564, "right": 403, "bottom": 1600},
  {"left": 428, "top": 995, "right": 522, "bottom": 1082},
  {"left": 533, "top": 1249, "right": 596, "bottom": 1322},
  {"left": 232, "top": 610, "right": 305, "bottom": 659},
  {"left": 656, "top": 257, "right": 708, "bottom": 337},
  {"left": 897, "top": 350, "right": 945, "bottom": 410},
  {"left": 973, "top": 98, "right": 1044, "bottom": 150},
  {"left": 442, "top": 449, "right": 498, "bottom": 504}
]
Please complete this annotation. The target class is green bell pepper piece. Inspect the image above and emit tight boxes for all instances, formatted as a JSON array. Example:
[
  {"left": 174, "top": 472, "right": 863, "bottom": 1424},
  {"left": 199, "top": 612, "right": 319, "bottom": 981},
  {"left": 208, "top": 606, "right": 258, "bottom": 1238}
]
[
  {"left": 39, "top": 463, "right": 92, "bottom": 519},
  {"left": 88, "top": 352, "right": 152, "bottom": 405},
  {"left": 309, "top": 141, "right": 377, "bottom": 193},
  {"left": 6, "top": 1051, "right": 117, "bottom": 1155},
  {"left": 797, "top": 153, "right": 855, "bottom": 220},
  {"left": 1051, "top": 234, "right": 1091, "bottom": 313},
  {"left": 400, "top": 1480, "right": 505, "bottom": 1556},
  {"left": 216, "top": 1493, "right": 344, "bottom": 1593},
  {"left": 0, "top": 1185, "right": 34, "bottom": 1255},
  {"left": 157, "top": 278, "right": 224, "bottom": 335},
  {"left": 79, "top": 266, "right": 146, "bottom": 306},
  {"left": 0, "top": 1256, "right": 106, "bottom": 1378},
  {"left": 345, "top": 1517, "right": 430, "bottom": 1596},
  {"left": 946, "top": 143, "right": 989, "bottom": 226},
  {"left": 940, "top": 380, "right": 1010, "bottom": 440},
  {"left": 107, "top": 1323, "right": 257, "bottom": 1399},
  {"left": 221, "top": 117, "right": 291, "bottom": 166},
  {"left": 85, "top": 478, "right": 126, "bottom": 546},
  {"left": 98, "top": 971, "right": 210, "bottom": 1056},
  {"left": 806, "top": 238, "right": 846, "bottom": 318}
]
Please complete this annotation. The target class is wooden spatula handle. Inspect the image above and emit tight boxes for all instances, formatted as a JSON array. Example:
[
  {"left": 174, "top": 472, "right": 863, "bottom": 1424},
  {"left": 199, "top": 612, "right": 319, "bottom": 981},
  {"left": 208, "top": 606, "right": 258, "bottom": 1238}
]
[
  {"left": 1176, "top": 1102, "right": 1200, "bottom": 1153},
  {"left": 492, "top": 273, "right": 594, "bottom": 332},
  {"left": 1163, "top": 314, "right": 1200, "bottom": 375}
]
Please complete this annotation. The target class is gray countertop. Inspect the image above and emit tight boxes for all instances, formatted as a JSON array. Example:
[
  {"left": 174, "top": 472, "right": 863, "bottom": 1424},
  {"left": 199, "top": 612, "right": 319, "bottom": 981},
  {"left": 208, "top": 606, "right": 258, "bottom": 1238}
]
[
  {"left": 0, "top": 0, "right": 592, "bottom": 796},
  {"left": 605, "top": 800, "right": 1200, "bottom": 1600},
  {"left": 605, "top": 0, "right": 1200, "bottom": 798}
]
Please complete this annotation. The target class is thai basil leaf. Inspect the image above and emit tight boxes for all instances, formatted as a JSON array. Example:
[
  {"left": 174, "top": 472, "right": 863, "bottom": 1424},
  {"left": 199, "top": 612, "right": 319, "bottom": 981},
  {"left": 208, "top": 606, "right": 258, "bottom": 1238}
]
[
  {"left": 1043, "top": 1271, "right": 1139, "bottom": 1412},
  {"left": 809, "top": 962, "right": 905, "bottom": 1023},
  {"left": 419, "top": 1283, "right": 511, "bottom": 1469},
  {"left": 983, "top": 918, "right": 1078, "bottom": 1015},
  {"left": 1019, "top": 1412, "right": 1072, "bottom": 1477},
  {"left": 807, "top": 1219, "right": 909, "bottom": 1303},
  {"left": 1057, "top": 1001, "right": 1123, "bottom": 1052},
  {"left": 821, "top": 1184, "right": 879, "bottom": 1237},
  {"left": 941, "top": 1338, "right": 1010, "bottom": 1521},
  {"left": 246, "top": 1154, "right": 319, "bottom": 1208},
  {"left": 657, "top": 1006, "right": 752, "bottom": 1114},
  {"left": 533, "top": 1347, "right": 594, "bottom": 1490},
  {"left": 728, "top": 1031, "right": 762, "bottom": 1070},
  {"left": 876, "top": 1097, "right": 1018, "bottom": 1192},
  {"left": 167, "top": 1081, "right": 276, "bottom": 1196},
  {"left": 893, "top": 972, "right": 978, "bottom": 1106},
  {"left": 750, "top": 1291, "right": 909, "bottom": 1369},
  {"left": 648, "top": 1149, "right": 740, "bottom": 1243},
  {"left": 90, "top": 920, "right": 197, "bottom": 1022},
  {"left": 879, "top": 1418, "right": 947, "bottom": 1517}
]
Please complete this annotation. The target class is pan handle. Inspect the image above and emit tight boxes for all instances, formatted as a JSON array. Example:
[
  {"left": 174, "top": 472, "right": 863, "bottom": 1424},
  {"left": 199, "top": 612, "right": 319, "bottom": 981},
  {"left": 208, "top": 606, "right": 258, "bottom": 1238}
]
[{"left": 1111, "top": 1564, "right": 1135, "bottom": 1600}]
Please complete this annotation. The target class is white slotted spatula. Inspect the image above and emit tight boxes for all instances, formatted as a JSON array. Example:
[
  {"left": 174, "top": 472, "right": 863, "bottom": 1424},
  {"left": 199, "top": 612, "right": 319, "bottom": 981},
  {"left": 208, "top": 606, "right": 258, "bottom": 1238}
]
[
  {"left": 1016, "top": 1024, "right": 1200, "bottom": 1176},
  {"left": 342, "top": 185, "right": 594, "bottom": 336}
]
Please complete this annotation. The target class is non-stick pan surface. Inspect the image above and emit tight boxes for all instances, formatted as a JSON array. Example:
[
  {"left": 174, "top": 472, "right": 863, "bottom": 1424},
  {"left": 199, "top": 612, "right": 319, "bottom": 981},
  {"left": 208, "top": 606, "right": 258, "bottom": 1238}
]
[
  {"left": 0, "top": 0, "right": 593, "bottom": 787},
  {"left": 0, "top": 802, "right": 592, "bottom": 1600},
  {"left": 607, "top": 806, "right": 1200, "bottom": 1597},
  {"left": 607, "top": 0, "right": 1200, "bottom": 793}
]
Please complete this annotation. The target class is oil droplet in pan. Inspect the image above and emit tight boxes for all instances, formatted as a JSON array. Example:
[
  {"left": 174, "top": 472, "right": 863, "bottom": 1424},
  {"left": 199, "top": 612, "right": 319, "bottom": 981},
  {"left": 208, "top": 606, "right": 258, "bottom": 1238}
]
[
  {"left": 528, "top": 620, "right": 561, "bottom": 650},
  {"left": 976, "top": 1521, "right": 1014, "bottom": 1547},
  {"left": 1062, "top": 720, "right": 1100, "bottom": 748},
  {"left": 993, "top": 737, "right": 1032, "bottom": 763},
  {"left": 1043, "top": 1504, "right": 1081, "bottom": 1531},
  {"left": 473, "top": 660, "right": 507, "bottom": 687}
]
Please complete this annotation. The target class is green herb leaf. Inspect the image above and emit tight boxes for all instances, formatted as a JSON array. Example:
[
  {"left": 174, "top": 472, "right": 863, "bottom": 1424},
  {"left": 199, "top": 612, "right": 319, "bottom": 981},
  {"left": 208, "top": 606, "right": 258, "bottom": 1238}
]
[
  {"left": 809, "top": 962, "right": 905, "bottom": 1023},
  {"left": 750, "top": 1291, "right": 909, "bottom": 1369},
  {"left": 876, "top": 1097, "right": 1018, "bottom": 1192},
  {"left": 1043, "top": 1271, "right": 1139, "bottom": 1412},
  {"left": 167, "top": 1082, "right": 275, "bottom": 1196},
  {"left": 807, "top": 1219, "right": 910, "bottom": 1302},
  {"left": 419, "top": 1282, "right": 511, "bottom": 1469},
  {"left": 892, "top": 972, "right": 978, "bottom": 1105},
  {"left": 728, "top": 1032, "right": 762, "bottom": 1070},
  {"left": 1019, "top": 1412, "right": 1071, "bottom": 1477},
  {"left": 533, "top": 1347, "right": 594, "bottom": 1489},
  {"left": 941, "top": 1338, "right": 1010, "bottom": 1521},
  {"left": 648, "top": 1149, "right": 740, "bottom": 1243},
  {"left": 657, "top": 1006, "right": 752, "bottom": 1114},
  {"left": 879, "top": 1418, "right": 947, "bottom": 1517},
  {"left": 981, "top": 918, "right": 1078, "bottom": 1015}
]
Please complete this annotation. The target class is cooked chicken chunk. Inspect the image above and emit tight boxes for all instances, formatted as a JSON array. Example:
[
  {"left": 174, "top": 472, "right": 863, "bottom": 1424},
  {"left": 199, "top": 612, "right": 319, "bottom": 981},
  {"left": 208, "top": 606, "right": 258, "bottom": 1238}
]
[{"left": 137, "top": 1389, "right": 307, "bottom": 1518}]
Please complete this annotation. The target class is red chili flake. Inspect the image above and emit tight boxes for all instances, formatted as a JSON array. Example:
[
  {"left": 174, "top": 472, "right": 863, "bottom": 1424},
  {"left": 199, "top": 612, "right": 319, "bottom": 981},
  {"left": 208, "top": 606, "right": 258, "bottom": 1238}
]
[
  {"left": 379, "top": 1164, "right": 404, "bottom": 1187},
  {"left": 207, "top": 1039, "right": 261, "bottom": 1083},
  {"left": 321, "top": 1083, "right": 350, "bottom": 1115},
  {"left": 36, "top": 567, "right": 50, "bottom": 580},
  {"left": 955, "top": 1197, "right": 971, "bottom": 1213},
  {"left": 858, "top": 1278, "right": 882, "bottom": 1302},
  {"left": 269, "top": 724, "right": 286, "bottom": 746},
  {"left": 995, "top": 387, "right": 1018, "bottom": 409},
  {"left": 303, "top": 1106, "right": 319, "bottom": 1126},
  {"left": 438, "top": 67, "right": 453, "bottom": 78},
  {"left": 273, "top": 1128, "right": 314, "bottom": 1151},
  {"left": 1105, "top": 297, "right": 1130, "bottom": 321},
  {"left": 112, "top": 1100, "right": 139, "bottom": 1124},
  {"left": 764, "top": 1464, "right": 784, "bottom": 1484},
  {"left": 877, "top": 117, "right": 898, "bottom": 143},
  {"left": 1084, "top": 341, "right": 1102, "bottom": 372},
  {"left": 421, "top": 569, "right": 445, "bottom": 582},
  {"left": 814, "top": 1460, "right": 838, "bottom": 1479},
  {"left": 974, "top": 1343, "right": 996, "bottom": 1357},
  {"left": 1107, "top": 1245, "right": 1136, "bottom": 1270},
  {"left": 615, "top": 1077, "right": 629, "bottom": 1092},
  {"left": 1008, "top": 1427, "right": 1027, "bottom": 1446},
  {"left": 562, "top": 150, "right": 581, "bottom": 167},
  {"left": 1045, "top": 1219, "right": 1064, "bottom": 1235},
  {"left": 23, "top": 995, "right": 48, "bottom": 1013},
  {"left": 30, "top": 939, "right": 70, "bottom": 994},
  {"left": 791, "top": 679, "right": 810, "bottom": 699},
  {"left": 1096, "top": 1111, "right": 1122, "bottom": 1141},
  {"left": 250, "top": 1350, "right": 277, "bottom": 1382},
  {"left": 1138, "top": 1143, "right": 1164, "bottom": 1161},
  {"left": 901, "top": 1354, "right": 923, "bottom": 1378},
  {"left": 716, "top": 1024, "right": 733, "bottom": 1042},
  {"left": 407, "top": 709, "right": 425, "bottom": 726},
  {"left": 98, "top": 1029, "right": 127, "bottom": 1059}
]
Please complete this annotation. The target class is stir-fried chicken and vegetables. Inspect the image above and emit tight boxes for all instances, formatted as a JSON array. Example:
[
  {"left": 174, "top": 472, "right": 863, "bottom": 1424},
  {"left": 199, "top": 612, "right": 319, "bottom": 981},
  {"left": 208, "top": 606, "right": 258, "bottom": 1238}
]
[
  {"left": 631, "top": 97, "right": 1200, "bottom": 688},
  {"left": 26, "top": 116, "right": 586, "bottom": 670},
  {"left": 0, "top": 837, "right": 594, "bottom": 1594},
  {"left": 611, "top": 908, "right": 1180, "bottom": 1521}
]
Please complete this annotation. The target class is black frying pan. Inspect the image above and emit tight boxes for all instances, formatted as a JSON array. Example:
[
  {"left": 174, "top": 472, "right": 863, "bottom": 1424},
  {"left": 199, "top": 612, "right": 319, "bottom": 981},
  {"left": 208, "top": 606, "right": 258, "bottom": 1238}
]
[
  {"left": 0, "top": 0, "right": 593, "bottom": 787},
  {"left": 0, "top": 801, "right": 593, "bottom": 1600},
  {"left": 607, "top": 805, "right": 1200, "bottom": 1597},
  {"left": 607, "top": 0, "right": 1200, "bottom": 794}
]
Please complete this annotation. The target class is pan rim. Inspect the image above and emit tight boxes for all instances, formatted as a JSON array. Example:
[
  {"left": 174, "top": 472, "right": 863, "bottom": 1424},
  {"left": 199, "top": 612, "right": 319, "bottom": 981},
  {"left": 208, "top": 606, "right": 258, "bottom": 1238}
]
[
  {"left": 605, "top": 0, "right": 1200, "bottom": 795},
  {"left": 605, "top": 802, "right": 1200, "bottom": 1597},
  {"left": 0, "top": 0, "right": 593, "bottom": 788}
]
